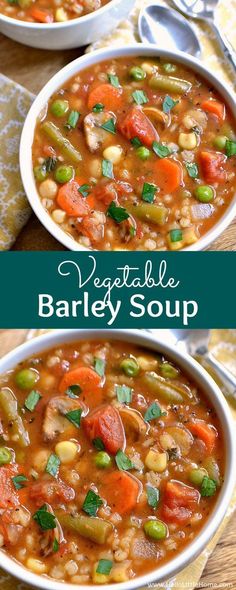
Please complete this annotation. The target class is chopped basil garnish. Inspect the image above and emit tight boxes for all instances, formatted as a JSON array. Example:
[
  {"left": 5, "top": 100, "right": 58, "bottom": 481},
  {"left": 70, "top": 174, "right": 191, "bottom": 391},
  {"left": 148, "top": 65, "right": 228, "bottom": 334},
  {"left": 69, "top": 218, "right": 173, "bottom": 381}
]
[
  {"left": 53, "top": 538, "right": 59, "bottom": 553},
  {"left": 102, "top": 159, "right": 114, "bottom": 179},
  {"left": 162, "top": 95, "right": 179, "bottom": 113},
  {"left": 24, "top": 390, "right": 41, "bottom": 412},
  {"left": 96, "top": 559, "right": 113, "bottom": 575},
  {"left": 108, "top": 74, "right": 120, "bottom": 88},
  {"left": 132, "top": 90, "right": 148, "bottom": 105},
  {"left": 142, "top": 182, "right": 157, "bottom": 203},
  {"left": 116, "top": 384, "right": 132, "bottom": 403},
  {"left": 92, "top": 437, "right": 105, "bottom": 451},
  {"left": 94, "top": 357, "right": 105, "bottom": 377},
  {"left": 46, "top": 453, "right": 60, "bottom": 478},
  {"left": 12, "top": 475, "right": 28, "bottom": 490},
  {"left": 107, "top": 201, "right": 129, "bottom": 223},
  {"left": 93, "top": 103, "right": 104, "bottom": 113},
  {"left": 200, "top": 476, "right": 217, "bottom": 497},
  {"left": 33, "top": 505, "right": 56, "bottom": 530},
  {"left": 225, "top": 139, "right": 236, "bottom": 157},
  {"left": 115, "top": 449, "right": 134, "bottom": 471},
  {"left": 153, "top": 141, "right": 171, "bottom": 158},
  {"left": 130, "top": 225, "right": 136, "bottom": 237},
  {"left": 65, "top": 409, "right": 82, "bottom": 429},
  {"left": 186, "top": 162, "right": 199, "bottom": 178},
  {"left": 131, "top": 137, "right": 142, "bottom": 148},
  {"left": 82, "top": 490, "right": 103, "bottom": 516},
  {"left": 78, "top": 184, "right": 91, "bottom": 198},
  {"left": 65, "top": 384, "right": 82, "bottom": 398},
  {"left": 44, "top": 156, "right": 57, "bottom": 172},
  {"left": 147, "top": 485, "right": 160, "bottom": 508},
  {"left": 170, "top": 229, "right": 183, "bottom": 243},
  {"left": 65, "top": 110, "right": 80, "bottom": 129},
  {"left": 101, "top": 118, "right": 116, "bottom": 134},
  {"left": 144, "top": 402, "right": 163, "bottom": 422}
]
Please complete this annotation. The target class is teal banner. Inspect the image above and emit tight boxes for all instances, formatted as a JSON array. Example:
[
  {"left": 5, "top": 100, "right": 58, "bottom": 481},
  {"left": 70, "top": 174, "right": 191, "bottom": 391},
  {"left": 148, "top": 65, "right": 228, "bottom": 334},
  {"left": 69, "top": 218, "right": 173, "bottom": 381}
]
[{"left": 1, "top": 252, "right": 235, "bottom": 328}]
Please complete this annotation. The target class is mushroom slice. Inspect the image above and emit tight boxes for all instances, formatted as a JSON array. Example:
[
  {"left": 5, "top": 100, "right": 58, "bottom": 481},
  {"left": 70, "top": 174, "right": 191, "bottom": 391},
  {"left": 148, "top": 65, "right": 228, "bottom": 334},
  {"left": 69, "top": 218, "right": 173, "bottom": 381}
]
[
  {"left": 43, "top": 396, "right": 87, "bottom": 442},
  {"left": 40, "top": 503, "right": 64, "bottom": 557},
  {"left": 115, "top": 403, "right": 148, "bottom": 439},
  {"left": 84, "top": 111, "right": 116, "bottom": 153},
  {"left": 163, "top": 425, "right": 193, "bottom": 457},
  {"left": 143, "top": 106, "right": 170, "bottom": 127},
  {"left": 183, "top": 109, "right": 208, "bottom": 133}
]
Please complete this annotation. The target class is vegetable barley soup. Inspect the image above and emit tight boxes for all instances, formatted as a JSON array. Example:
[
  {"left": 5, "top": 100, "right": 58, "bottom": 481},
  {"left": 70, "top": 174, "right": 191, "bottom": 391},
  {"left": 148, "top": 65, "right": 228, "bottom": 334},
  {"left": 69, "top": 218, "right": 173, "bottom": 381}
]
[
  {"left": 0, "top": 340, "right": 224, "bottom": 584},
  {"left": 0, "top": 0, "right": 109, "bottom": 23},
  {"left": 32, "top": 57, "right": 236, "bottom": 251}
]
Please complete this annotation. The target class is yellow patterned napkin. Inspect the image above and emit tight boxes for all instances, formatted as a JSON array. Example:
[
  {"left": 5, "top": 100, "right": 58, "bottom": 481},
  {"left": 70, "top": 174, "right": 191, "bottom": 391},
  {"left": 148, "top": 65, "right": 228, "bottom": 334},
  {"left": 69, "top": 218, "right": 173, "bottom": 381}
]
[{"left": 0, "top": 329, "right": 236, "bottom": 589}]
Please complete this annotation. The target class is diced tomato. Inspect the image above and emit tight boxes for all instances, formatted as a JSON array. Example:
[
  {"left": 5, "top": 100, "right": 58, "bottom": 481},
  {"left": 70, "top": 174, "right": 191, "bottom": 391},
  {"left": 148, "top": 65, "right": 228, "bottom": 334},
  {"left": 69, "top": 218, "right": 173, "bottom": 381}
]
[
  {"left": 83, "top": 404, "right": 126, "bottom": 454},
  {"left": 199, "top": 151, "right": 226, "bottom": 184},
  {"left": 57, "top": 179, "right": 94, "bottom": 217},
  {"left": 162, "top": 480, "right": 199, "bottom": 524},
  {"left": 88, "top": 83, "right": 123, "bottom": 112},
  {"left": 201, "top": 99, "right": 225, "bottom": 121},
  {"left": 187, "top": 421, "right": 217, "bottom": 453},
  {"left": 43, "top": 145, "right": 56, "bottom": 158},
  {"left": 162, "top": 504, "right": 192, "bottom": 524},
  {"left": 0, "top": 466, "right": 20, "bottom": 509},
  {"left": 80, "top": 215, "right": 105, "bottom": 244},
  {"left": 29, "top": 478, "right": 75, "bottom": 507},
  {"left": 59, "top": 366, "right": 101, "bottom": 394},
  {"left": 118, "top": 106, "right": 159, "bottom": 148},
  {"left": 30, "top": 7, "right": 53, "bottom": 22},
  {"left": 93, "top": 181, "right": 133, "bottom": 207},
  {"left": 101, "top": 471, "right": 140, "bottom": 514}
]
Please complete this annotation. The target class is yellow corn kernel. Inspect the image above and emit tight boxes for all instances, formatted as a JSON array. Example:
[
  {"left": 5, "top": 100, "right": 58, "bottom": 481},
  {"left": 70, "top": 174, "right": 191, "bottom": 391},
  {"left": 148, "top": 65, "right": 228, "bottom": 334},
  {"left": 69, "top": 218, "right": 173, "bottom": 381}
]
[
  {"left": 168, "top": 238, "right": 184, "bottom": 251},
  {"left": 111, "top": 563, "right": 130, "bottom": 582},
  {"left": 26, "top": 558, "right": 48, "bottom": 574},
  {"left": 55, "top": 7, "right": 68, "bottom": 21},
  {"left": 55, "top": 441, "right": 78, "bottom": 464},
  {"left": 183, "top": 227, "right": 198, "bottom": 245},
  {"left": 145, "top": 450, "right": 168, "bottom": 472},
  {"left": 178, "top": 132, "right": 197, "bottom": 150},
  {"left": 92, "top": 564, "right": 110, "bottom": 584},
  {"left": 33, "top": 449, "right": 50, "bottom": 472}
]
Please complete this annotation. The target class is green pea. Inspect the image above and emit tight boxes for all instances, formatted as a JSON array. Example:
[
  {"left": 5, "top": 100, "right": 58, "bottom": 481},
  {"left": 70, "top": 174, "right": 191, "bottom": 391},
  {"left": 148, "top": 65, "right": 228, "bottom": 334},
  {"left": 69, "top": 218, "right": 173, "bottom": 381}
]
[
  {"left": 136, "top": 146, "right": 151, "bottom": 160},
  {"left": 144, "top": 519, "right": 167, "bottom": 541},
  {"left": 95, "top": 451, "right": 112, "bottom": 469},
  {"left": 162, "top": 63, "right": 177, "bottom": 73},
  {"left": 160, "top": 363, "right": 179, "bottom": 379},
  {"left": 54, "top": 165, "right": 74, "bottom": 184},
  {"left": 15, "top": 368, "right": 39, "bottom": 390},
  {"left": 0, "top": 447, "right": 12, "bottom": 465},
  {"left": 129, "top": 66, "right": 146, "bottom": 81},
  {"left": 50, "top": 99, "right": 69, "bottom": 118},
  {"left": 120, "top": 357, "right": 140, "bottom": 377},
  {"left": 194, "top": 185, "right": 214, "bottom": 203},
  {"left": 189, "top": 468, "right": 208, "bottom": 486},
  {"left": 33, "top": 165, "right": 48, "bottom": 182},
  {"left": 213, "top": 135, "right": 228, "bottom": 151}
]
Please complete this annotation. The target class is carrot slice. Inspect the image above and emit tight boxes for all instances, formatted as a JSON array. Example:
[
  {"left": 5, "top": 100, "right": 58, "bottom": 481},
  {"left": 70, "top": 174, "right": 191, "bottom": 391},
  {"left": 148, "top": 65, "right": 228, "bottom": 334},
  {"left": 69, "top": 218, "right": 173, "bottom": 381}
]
[
  {"left": 201, "top": 99, "right": 225, "bottom": 121},
  {"left": 101, "top": 471, "right": 140, "bottom": 514},
  {"left": 83, "top": 404, "right": 126, "bottom": 455},
  {"left": 30, "top": 7, "right": 53, "bottom": 22},
  {"left": 199, "top": 151, "right": 226, "bottom": 184},
  {"left": 0, "top": 466, "right": 20, "bottom": 509},
  {"left": 154, "top": 158, "right": 183, "bottom": 193},
  {"left": 88, "top": 84, "right": 123, "bottom": 112},
  {"left": 187, "top": 421, "right": 217, "bottom": 453},
  {"left": 119, "top": 106, "right": 159, "bottom": 148},
  {"left": 57, "top": 179, "right": 94, "bottom": 217},
  {"left": 59, "top": 366, "right": 101, "bottom": 393},
  {"left": 162, "top": 480, "right": 199, "bottom": 524}
]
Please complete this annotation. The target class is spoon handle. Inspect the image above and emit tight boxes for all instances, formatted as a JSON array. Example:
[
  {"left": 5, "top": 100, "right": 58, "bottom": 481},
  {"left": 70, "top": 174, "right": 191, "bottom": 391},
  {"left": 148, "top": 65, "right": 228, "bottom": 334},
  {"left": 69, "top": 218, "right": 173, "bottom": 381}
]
[
  {"left": 209, "top": 20, "right": 236, "bottom": 70},
  {"left": 204, "top": 351, "right": 236, "bottom": 399}
]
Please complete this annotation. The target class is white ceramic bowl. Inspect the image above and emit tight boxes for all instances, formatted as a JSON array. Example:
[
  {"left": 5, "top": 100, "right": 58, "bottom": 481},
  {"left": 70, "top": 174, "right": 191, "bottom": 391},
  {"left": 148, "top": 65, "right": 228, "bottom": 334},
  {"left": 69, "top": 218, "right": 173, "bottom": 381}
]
[
  {"left": 0, "top": 328, "right": 235, "bottom": 590},
  {"left": 20, "top": 45, "right": 236, "bottom": 251},
  {"left": 0, "top": 0, "right": 134, "bottom": 49}
]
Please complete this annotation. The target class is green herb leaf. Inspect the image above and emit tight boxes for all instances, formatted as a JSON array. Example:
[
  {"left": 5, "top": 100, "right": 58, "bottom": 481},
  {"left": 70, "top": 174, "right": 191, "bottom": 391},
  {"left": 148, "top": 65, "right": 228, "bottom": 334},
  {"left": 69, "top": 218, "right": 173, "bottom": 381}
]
[
  {"left": 24, "top": 390, "right": 41, "bottom": 412},
  {"left": 115, "top": 449, "right": 134, "bottom": 471},
  {"left": 162, "top": 63, "right": 177, "bottom": 73},
  {"left": 200, "top": 476, "right": 217, "bottom": 497},
  {"left": 186, "top": 162, "right": 199, "bottom": 179},
  {"left": 94, "top": 357, "right": 105, "bottom": 377},
  {"left": 46, "top": 453, "right": 60, "bottom": 478},
  {"left": 92, "top": 437, "right": 105, "bottom": 451},
  {"left": 96, "top": 559, "right": 113, "bottom": 575},
  {"left": 82, "top": 490, "right": 103, "bottom": 516},
  {"left": 169, "top": 229, "right": 183, "bottom": 243},
  {"left": 130, "top": 225, "right": 136, "bottom": 237},
  {"left": 65, "top": 384, "right": 82, "bottom": 399},
  {"left": 152, "top": 141, "right": 171, "bottom": 159},
  {"left": 131, "top": 137, "right": 142, "bottom": 148},
  {"left": 116, "top": 385, "right": 132, "bottom": 403},
  {"left": 78, "top": 184, "right": 91, "bottom": 198},
  {"left": 53, "top": 538, "right": 59, "bottom": 553},
  {"left": 142, "top": 182, "right": 157, "bottom": 203},
  {"left": 33, "top": 505, "right": 56, "bottom": 531},
  {"left": 132, "top": 90, "right": 148, "bottom": 105},
  {"left": 101, "top": 118, "right": 116, "bottom": 135},
  {"left": 44, "top": 156, "right": 57, "bottom": 172},
  {"left": 107, "top": 74, "right": 120, "bottom": 88},
  {"left": 107, "top": 201, "right": 129, "bottom": 223},
  {"left": 66, "top": 110, "right": 80, "bottom": 129},
  {"left": 147, "top": 485, "right": 160, "bottom": 508},
  {"left": 12, "top": 475, "right": 28, "bottom": 490},
  {"left": 93, "top": 103, "right": 104, "bottom": 113},
  {"left": 102, "top": 159, "right": 114, "bottom": 179},
  {"left": 225, "top": 139, "right": 236, "bottom": 157},
  {"left": 144, "top": 402, "right": 163, "bottom": 422},
  {"left": 65, "top": 409, "right": 82, "bottom": 429},
  {"left": 163, "top": 95, "right": 179, "bottom": 113}
]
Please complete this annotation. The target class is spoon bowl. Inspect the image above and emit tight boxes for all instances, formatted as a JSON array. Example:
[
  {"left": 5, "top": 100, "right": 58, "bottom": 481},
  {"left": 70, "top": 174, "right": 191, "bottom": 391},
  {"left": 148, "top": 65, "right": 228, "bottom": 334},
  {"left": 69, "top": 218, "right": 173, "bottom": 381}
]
[{"left": 138, "top": 3, "right": 201, "bottom": 57}]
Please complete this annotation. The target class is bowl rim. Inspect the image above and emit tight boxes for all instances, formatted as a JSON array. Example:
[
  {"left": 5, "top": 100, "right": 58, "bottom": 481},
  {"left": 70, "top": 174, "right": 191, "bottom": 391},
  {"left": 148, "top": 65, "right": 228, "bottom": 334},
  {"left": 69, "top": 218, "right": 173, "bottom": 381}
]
[
  {"left": 20, "top": 44, "right": 236, "bottom": 253},
  {"left": 0, "top": 328, "right": 235, "bottom": 590},
  {"left": 0, "top": 0, "right": 125, "bottom": 28}
]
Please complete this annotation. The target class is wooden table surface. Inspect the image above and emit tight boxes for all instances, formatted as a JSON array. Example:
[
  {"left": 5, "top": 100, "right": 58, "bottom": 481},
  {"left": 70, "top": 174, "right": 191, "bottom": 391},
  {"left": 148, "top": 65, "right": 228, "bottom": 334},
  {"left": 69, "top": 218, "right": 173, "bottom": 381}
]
[
  {"left": 0, "top": 33, "right": 236, "bottom": 250},
  {"left": 0, "top": 328, "right": 235, "bottom": 588}
]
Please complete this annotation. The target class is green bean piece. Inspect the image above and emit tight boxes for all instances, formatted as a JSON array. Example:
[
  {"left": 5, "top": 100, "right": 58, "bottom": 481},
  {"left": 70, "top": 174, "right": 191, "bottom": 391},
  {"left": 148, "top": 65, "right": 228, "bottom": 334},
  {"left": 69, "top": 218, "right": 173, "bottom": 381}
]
[
  {"left": 55, "top": 512, "right": 113, "bottom": 544},
  {"left": 42, "top": 121, "right": 82, "bottom": 164},
  {"left": 120, "top": 357, "right": 140, "bottom": 377},
  {"left": 149, "top": 74, "right": 191, "bottom": 94},
  {"left": 203, "top": 457, "right": 221, "bottom": 486},
  {"left": 213, "top": 135, "right": 228, "bottom": 151},
  {"left": 127, "top": 203, "right": 168, "bottom": 226},
  {"left": 129, "top": 66, "right": 146, "bottom": 81},
  {"left": 144, "top": 519, "right": 167, "bottom": 540},
  {"left": 0, "top": 388, "right": 30, "bottom": 448},
  {"left": 143, "top": 373, "right": 190, "bottom": 403},
  {"left": 136, "top": 146, "right": 151, "bottom": 160},
  {"left": 15, "top": 368, "right": 38, "bottom": 390},
  {"left": 188, "top": 468, "right": 208, "bottom": 486},
  {"left": 160, "top": 363, "right": 179, "bottom": 379},
  {"left": 54, "top": 165, "right": 74, "bottom": 184},
  {"left": 95, "top": 451, "right": 112, "bottom": 469},
  {"left": 0, "top": 446, "right": 12, "bottom": 465},
  {"left": 50, "top": 99, "right": 69, "bottom": 118},
  {"left": 194, "top": 185, "right": 214, "bottom": 203}
]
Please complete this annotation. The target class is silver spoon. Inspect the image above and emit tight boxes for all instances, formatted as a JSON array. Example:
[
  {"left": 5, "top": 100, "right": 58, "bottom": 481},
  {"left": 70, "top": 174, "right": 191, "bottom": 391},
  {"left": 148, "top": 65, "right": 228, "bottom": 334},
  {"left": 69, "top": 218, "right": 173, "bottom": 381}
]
[
  {"left": 172, "top": 0, "right": 236, "bottom": 69},
  {"left": 138, "top": 3, "right": 201, "bottom": 57}
]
